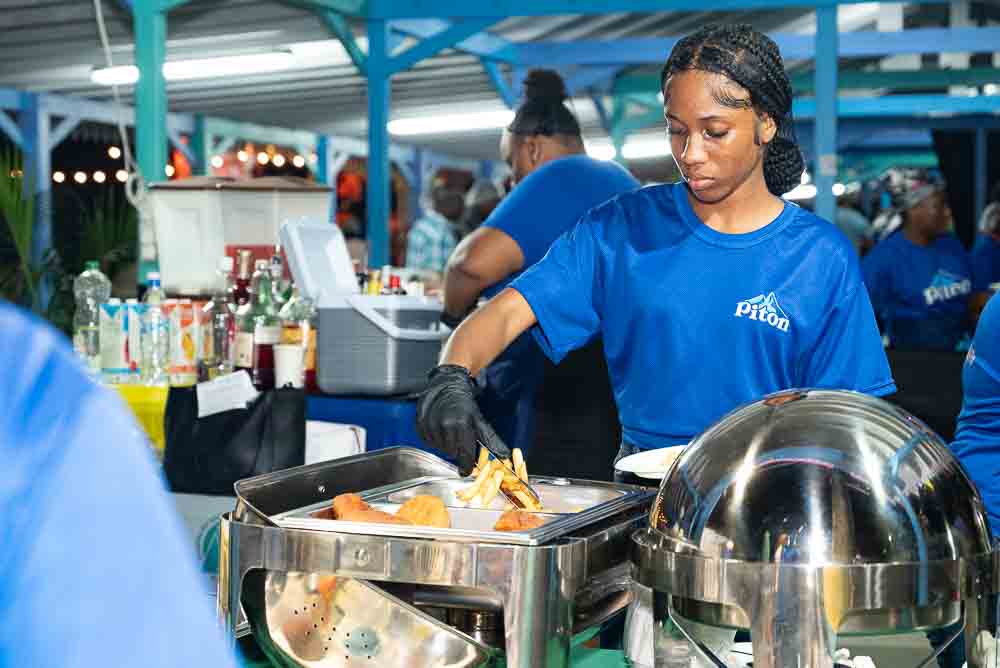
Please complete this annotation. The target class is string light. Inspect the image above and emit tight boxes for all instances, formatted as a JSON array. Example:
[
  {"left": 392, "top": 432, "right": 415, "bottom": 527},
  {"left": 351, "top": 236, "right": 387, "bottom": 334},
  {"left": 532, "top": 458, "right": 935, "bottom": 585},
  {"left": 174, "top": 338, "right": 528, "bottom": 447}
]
[
  {"left": 53, "top": 171, "right": 65, "bottom": 183},
  {"left": 115, "top": 169, "right": 128, "bottom": 183},
  {"left": 165, "top": 164, "right": 175, "bottom": 177},
  {"left": 272, "top": 154, "right": 286, "bottom": 168},
  {"left": 257, "top": 152, "right": 269, "bottom": 165},
  {"left": 211, "top": 155, "right": 224, "bottom": 169},
  {"left": 93, "top": 171, "right": 106, "bottom": 184},
  {"left": 108, "top": 146, "right": 121, "bottom": 160},
  {"left": 292, "top": 155, "right": 305, "bottom": 168},
  {"left": 237, "top": 150, "right": 248, "bottom": 162},
  {"left": 74, "top": 171, "right": 87, "bottom": 184}
]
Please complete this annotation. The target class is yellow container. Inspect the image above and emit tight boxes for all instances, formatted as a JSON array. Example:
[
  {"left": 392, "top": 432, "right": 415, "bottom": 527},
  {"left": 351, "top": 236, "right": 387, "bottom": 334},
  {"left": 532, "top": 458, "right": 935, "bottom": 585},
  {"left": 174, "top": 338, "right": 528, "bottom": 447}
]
[{"left": 114, "top": 385, "right": 169, "bottom": 453}]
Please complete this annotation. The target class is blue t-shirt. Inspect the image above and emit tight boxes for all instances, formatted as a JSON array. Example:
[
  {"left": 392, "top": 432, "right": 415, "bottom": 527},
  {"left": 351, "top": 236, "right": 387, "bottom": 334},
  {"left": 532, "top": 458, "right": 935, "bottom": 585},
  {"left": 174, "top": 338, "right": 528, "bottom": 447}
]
[
  {"left": 971, "top": 234, "right": 1000, "bottom": 292},
  {"left": 0, "top": 305, "right": 238, "bottom": 668},
  {"left": 482, "top": 154, "right": 639, "bottom": 298},
  {"left": 474, "top": 155, "right": 639, "bottom": 452},
  {"left": 862, "top": 230, "right": 972, "bottom": 351},
  {"left": 511, "top": 182, "right": 895, "bottom": 450},
  {"left": 951, "top": 294, "right": 1000, "bottom": 536}
]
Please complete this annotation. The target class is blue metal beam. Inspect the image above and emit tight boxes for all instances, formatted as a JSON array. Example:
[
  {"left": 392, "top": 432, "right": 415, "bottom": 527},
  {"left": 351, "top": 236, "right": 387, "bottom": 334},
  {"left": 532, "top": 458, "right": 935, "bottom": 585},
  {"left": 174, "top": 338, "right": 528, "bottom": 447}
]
[
  {"left": 18, "top": 92, "right": 51, "bottom": 309},
  {"left": 814, "top": 5, "right": 838, "bottom": 222},
  {"left": 482, "top": 58, "right": 517, "bottom": 109},
  {"left": 133, "top": 5, "right": 168, "bottom": 185},
  {"left": 49, "top": 114, "right": 80, "bottom": 148},
  {"left": 367, "top": 18, "right": 392, "bottom": 268},
  {"left": 276, "top": 0, "right": 366, "bottom": 15},
  {"left": 388, "top": 18, "right": 500, "bottom": 74},
  {"left": 34, "top": 91, "right": 194, "bottom": 135},
  {"left": 391, "top": 18, "right": 516, "bottom": 62},
  {"left": 518, "top": 26, "right": 1000, "bottom": 66},
  {"left": 564, "top": 65, "right": 624, "bottom": 96},
  {"left": 319, "top": 10, "right": 367, "bottom": 76},
  {"left": 0, "top": 110, "right": 23, "bottom": 148},
  {"left": 368, "top": 0, "right": 943, "bottom": 19},
  {"left": 793, "top": 94, "right": 1000, "bottom": 118},
  {"left": 590, "top": 94, "right": 611, "bottom": 135}
]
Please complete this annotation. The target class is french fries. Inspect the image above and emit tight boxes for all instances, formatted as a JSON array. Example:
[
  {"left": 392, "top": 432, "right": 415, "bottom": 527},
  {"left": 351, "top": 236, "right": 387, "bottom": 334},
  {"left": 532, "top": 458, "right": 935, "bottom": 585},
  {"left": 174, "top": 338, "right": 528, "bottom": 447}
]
[{"left": 458, "top": 447, "right": 543, "bottom": 511}]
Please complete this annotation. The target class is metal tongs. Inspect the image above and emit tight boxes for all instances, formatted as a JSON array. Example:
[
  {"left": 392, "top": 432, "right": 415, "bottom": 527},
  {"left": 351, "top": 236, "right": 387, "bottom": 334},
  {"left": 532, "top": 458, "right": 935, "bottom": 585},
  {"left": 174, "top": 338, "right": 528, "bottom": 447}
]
[{"left": 476, "top": 439, "right": 543, "bottom": 510}]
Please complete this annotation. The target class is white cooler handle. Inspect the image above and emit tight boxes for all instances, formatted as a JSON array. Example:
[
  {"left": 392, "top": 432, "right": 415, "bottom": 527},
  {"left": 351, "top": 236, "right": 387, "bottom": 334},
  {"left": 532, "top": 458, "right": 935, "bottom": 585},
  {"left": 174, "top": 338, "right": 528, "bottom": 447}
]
[{"left": 345, "top": 295, "right": 449, "bottom": 342}]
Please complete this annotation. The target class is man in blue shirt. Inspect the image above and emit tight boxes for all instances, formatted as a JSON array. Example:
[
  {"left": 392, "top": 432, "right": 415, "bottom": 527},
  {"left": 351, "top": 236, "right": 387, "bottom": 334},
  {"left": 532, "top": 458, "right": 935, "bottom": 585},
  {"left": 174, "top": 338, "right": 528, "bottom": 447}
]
[
  {"left": 862, "top": 173, "right": 972, "bottom": 351},
  {"left": 417, "top": 25, "right": 893, "bottom": 475},
  {"left": 442, "top": 69, "right": 638, "bottom": 458},
  {"left": 0, "top": 303, "right": 238, "bottom": 668}
]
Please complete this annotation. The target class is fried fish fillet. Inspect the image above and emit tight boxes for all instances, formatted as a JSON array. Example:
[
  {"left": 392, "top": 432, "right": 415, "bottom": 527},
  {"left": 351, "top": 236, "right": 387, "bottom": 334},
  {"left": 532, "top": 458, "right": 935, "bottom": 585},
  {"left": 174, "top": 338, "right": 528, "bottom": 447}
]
[
  {"left": 395, "top": 495, "right": 451, "bottom": 528},
  {"left": 332, "top": 493, "right": 370, "bottom": 518},
  {"left": 344, "top": 509, "right": 413, "bottom": 525},
  {"left": 493, "top": 510, "right": 548, "bottom": 532}
]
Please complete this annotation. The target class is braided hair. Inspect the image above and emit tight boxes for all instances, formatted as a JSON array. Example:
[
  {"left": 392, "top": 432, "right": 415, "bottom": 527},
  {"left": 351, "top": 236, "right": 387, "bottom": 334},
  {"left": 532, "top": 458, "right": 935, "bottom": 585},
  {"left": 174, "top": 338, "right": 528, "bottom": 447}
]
[
  {"left": 507, "top": 69, "right": 582, "bottom": 144},
  {"left": 661, "top": 24, "right": 804, "bottom": 196}
]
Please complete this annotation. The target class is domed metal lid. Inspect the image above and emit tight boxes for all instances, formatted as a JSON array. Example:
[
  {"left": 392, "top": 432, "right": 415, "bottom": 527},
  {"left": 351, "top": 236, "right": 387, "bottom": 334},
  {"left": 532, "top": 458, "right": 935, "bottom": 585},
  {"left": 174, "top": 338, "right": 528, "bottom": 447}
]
[{"left": 651, "top": 390, "right": 992, "bottom": 566}]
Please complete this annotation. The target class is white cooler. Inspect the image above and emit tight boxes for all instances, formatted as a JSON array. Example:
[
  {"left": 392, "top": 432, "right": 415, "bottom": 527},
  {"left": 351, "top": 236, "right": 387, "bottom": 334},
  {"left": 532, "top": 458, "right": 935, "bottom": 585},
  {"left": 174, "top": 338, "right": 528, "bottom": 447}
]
[
  {"left": 280, "top": 219, "right": 449, "bottom": 396},
  {"left": 148, "top": 176, "right": 331, "bottom": 295}
]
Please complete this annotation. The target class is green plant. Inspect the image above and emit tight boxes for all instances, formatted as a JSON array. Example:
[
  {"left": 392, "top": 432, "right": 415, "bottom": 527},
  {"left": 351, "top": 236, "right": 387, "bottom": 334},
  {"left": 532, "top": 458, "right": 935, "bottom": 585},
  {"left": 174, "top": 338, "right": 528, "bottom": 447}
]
[{"left": 0, "top": 148, "right": 41, "bottom": 311}]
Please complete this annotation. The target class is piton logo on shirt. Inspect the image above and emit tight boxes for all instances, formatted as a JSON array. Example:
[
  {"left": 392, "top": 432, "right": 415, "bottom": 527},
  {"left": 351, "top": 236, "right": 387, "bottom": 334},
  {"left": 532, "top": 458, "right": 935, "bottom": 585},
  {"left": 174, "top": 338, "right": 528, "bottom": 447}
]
[
  {"left": 734, "top": 292, "right": 790, "bottom": 333},
  {"left": 923, "top": 270, "right": 971, "bottom": 306}
]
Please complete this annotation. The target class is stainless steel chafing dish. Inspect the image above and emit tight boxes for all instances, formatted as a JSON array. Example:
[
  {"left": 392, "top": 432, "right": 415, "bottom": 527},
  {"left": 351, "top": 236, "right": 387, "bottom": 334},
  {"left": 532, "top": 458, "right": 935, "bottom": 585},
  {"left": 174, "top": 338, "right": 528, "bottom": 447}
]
[
  {"left": 632, "top": 389, "right": 1000, "bottom": 668},
  {"left": 219, "top": 447, "right": 656, "bottom": 667}
]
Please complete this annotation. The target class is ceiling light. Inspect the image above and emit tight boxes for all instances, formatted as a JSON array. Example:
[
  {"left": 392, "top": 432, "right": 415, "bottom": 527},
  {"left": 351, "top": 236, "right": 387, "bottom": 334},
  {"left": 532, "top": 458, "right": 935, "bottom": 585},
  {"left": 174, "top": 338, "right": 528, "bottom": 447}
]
[
  {"left": 832, "top": 182, "right": 846, "bottom": 197},
  {"left": 388, "top": 110, "right": 515, "bottom": 136},
  {"left": 116, "top": 169, "right": 128, "bottom": 183},
  {"left": 237, "top": 150, "right": 248, "bottom": 162},
  {"left": 53, "top": 171, "right": 65, "bottom": 183},
  {"left": 165, "top": 164, "right": 175, "bottom": 177},
  {"left": 211, "top": 156, "right": 224, "bottom": 169},
  {"left": 257, "top": 152, "right": 269, "bottom": 165},
  {"left": 108, "top": 146, "right": 121, "bottom": 160},
  {"left": 93, "top": 171, "right": 106, "bottom": 184},
  {"left": 74, "top": 171, "right": 87, "bottom": 184},
  {"left": 293, "top": 155, "right": 305, "bottom": 168},
  {"left": 91, "top": 51, "right": 296, "bottom": 86}
]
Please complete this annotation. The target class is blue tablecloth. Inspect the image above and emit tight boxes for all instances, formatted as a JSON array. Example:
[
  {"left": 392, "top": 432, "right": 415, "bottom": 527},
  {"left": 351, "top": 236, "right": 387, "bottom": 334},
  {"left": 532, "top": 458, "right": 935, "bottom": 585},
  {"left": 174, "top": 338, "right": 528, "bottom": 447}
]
[{"left": 306, "top": 394, "right": 435, "bottom": 454}]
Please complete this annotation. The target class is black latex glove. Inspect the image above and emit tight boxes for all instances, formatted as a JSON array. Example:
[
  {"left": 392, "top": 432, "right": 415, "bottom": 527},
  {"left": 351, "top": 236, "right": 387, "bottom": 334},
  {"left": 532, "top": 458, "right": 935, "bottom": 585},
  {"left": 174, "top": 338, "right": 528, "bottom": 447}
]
[{"left": 416, "top": 364, "right": 510, "bottom": 475}]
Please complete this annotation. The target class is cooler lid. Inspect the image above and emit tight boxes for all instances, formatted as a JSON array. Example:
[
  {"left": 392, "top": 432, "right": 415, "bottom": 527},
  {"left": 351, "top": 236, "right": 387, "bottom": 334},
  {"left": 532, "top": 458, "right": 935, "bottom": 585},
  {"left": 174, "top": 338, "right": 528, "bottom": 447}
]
[{"left": 279, "top": 218, "right": 359, "bottom": 303}]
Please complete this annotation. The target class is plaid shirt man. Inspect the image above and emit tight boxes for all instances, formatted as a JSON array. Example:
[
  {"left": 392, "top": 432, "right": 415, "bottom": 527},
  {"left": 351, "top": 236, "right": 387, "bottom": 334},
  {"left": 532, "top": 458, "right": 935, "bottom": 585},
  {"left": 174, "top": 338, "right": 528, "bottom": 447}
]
[{"left": 406, "top": 209, "right": 458, "bottom": 273}]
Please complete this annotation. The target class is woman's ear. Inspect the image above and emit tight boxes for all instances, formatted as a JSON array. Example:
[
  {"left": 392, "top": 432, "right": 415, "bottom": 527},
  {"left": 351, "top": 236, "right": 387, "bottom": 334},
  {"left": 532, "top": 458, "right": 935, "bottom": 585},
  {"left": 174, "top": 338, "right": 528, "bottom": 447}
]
[{"left": 759, "top": 113, "right": 778, "bottom": 145}]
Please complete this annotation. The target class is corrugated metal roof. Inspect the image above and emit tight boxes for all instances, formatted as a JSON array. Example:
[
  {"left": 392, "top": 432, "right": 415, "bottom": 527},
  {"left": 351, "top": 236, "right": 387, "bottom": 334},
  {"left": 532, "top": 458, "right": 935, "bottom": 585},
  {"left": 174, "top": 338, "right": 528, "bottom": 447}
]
[{"left": 0, "top": 1, "right": 970, "bottom": 160}]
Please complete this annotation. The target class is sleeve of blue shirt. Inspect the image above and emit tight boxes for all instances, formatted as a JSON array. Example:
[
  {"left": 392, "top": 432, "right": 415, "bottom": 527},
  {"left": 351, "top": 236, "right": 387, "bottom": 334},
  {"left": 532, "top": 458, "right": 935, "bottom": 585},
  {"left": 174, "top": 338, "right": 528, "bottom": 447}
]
[
  {"left": 861, "top": 245, "right": 892, "bottom": 322},
  {"left": 798, "top": 283, "right": 897, "bottom": 396},
  {"left": 0, "top": 308, "right": 238, "bottom": 668},
  {"left": 510, "top": 215, "right": 605, "bottom": 364}
]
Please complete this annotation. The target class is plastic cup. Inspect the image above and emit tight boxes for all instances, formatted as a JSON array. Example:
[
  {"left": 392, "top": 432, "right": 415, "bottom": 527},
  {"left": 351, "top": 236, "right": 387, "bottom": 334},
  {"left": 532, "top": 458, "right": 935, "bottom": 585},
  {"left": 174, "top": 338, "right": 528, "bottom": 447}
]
[{"left": 274, "top": 344, "right": 305, "bottom": 389}]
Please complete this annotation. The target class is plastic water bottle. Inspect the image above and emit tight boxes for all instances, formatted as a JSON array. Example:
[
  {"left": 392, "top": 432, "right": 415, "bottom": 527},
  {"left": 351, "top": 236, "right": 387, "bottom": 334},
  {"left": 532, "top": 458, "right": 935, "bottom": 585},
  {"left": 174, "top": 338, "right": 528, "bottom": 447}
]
[
  {"left": 73, "top": 260, "right": 111, "bottom": 378},
  {"left": 141, "top": 272, "right": 170, "bottom": 386}
]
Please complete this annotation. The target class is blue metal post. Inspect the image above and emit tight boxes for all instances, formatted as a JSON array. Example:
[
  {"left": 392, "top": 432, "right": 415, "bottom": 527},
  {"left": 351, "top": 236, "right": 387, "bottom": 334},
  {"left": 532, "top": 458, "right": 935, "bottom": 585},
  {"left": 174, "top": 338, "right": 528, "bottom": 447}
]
[
  {"left": 18, "top": 92, "right": 51, "bottom": 309},
  {"left": 367, "top": 19, "right": 392, "bottom": 267},
  {"left": 133, "top": 3, "right": 168, "bottom": 184},
  {"left": 190, "top": 114, "right": 207, "bottom": 175},
  {"left": 814, "top": 6, "right": 839, "bottom": 222},
  {"left": 974, "top": 127, "right": 987, "bottom": 235}
]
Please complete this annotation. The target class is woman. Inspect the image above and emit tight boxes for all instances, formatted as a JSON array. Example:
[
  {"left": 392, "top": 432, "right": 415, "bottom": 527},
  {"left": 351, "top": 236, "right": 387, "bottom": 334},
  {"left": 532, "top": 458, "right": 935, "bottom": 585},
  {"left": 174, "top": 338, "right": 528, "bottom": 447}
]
[
  {"left": 418, "top": 24, "right": 894, "bottom": 476},
  {"left": 441, "top": 69, "right": 638, "bottom": 465},
  {"left": 863, "top": 169, "right": 973, "bottom": 352}
]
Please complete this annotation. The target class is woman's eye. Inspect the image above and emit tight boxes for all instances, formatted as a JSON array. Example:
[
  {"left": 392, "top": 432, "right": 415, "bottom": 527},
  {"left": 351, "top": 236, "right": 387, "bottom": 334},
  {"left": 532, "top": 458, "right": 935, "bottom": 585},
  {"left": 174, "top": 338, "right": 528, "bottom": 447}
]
[
  {"left": 666, "top": 126, "right": 686, "bottom": 136},
  {"left": 705, "top": 129, "right": 729, "bottom": 139}
]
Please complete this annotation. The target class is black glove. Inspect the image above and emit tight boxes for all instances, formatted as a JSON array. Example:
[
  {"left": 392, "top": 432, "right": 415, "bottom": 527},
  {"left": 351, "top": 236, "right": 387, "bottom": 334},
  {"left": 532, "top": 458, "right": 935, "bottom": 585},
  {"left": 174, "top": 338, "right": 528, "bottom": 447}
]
[{"left": 416, "top": 364, "right": 510, "bottom": 475}]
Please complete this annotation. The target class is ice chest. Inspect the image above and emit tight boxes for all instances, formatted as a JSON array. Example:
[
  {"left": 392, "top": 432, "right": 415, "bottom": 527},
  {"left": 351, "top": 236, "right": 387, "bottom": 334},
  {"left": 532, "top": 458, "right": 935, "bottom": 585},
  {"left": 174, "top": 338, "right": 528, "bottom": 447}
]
[{"left": 280, "top": 219, "right": 448, "bottom": 396}]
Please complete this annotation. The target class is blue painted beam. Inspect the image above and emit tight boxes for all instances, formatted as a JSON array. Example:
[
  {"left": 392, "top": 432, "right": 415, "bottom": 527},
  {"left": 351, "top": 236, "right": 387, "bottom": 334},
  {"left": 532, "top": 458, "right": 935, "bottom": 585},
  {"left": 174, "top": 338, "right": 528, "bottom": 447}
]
[
  {"left": 0, "top": 88, "right": 21, "bottom": 111},
  {"left": 564, "top": 65, "right": 624, "bottom": 96},
  {"left": 590, "top": 94, "right": 611, "bottom": 135},
  {"left": 0, "top": 110, "right": 23, "bottom": 147},
  {"left": 133, "top": 5, "right": 168, "bottom": 185},
  {"left": 367, "top": 19, "right": 392, "bottom": 268},
  {"left": 388, "top": 18, "right": 500, "bottom": 74},
  {"left": 391, "top": 18, "right": 516, "bottom": 62},
  {"left": 368, "top": 0, "right": 943, "bottom": 19},
  {"left": 276, "top": 0, "right": 366, "bottom": 15},
  {"left": 518, "top": 27, "right": 1000, "bottom": 66},
  {"left": 482, "top": 58, "right": 517, "bottom": 109},
  {"left": 319, "top": 10, "right": 367, "bottom": 76},
  {"left": 793, "top": 94, "right": 1000, "bottom": 118},
  {"left": 18, "top": 92, "right": 51, "bottom": 310},
  {"left": 37, "top": 91, "right": 194, "bottom": 134},
  {"left": 49, "top": 114, "right": 80, "bottom": 148},
  {"left": 814, "top": 5, "right": 838, "bottom": 222}
]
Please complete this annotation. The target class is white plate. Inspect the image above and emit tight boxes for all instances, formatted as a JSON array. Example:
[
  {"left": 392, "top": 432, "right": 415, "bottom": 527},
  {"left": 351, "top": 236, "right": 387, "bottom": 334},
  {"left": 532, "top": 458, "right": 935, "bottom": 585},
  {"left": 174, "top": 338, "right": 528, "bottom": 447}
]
[{"left": 614, "top": 445, "right": 686, "bottom": 480}]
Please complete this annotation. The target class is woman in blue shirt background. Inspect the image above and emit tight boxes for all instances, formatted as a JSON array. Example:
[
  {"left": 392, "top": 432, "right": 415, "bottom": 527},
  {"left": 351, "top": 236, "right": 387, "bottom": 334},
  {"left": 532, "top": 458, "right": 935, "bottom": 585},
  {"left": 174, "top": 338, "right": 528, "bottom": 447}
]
[
  {"left": 862, "top": 171, "right": 973, "bottom": 352},
  {"left": 441, "top": 69, "right": 638, "bottom": 467},
  {"left": 417, "top": 24, "right": 894, "bottom": 476}
]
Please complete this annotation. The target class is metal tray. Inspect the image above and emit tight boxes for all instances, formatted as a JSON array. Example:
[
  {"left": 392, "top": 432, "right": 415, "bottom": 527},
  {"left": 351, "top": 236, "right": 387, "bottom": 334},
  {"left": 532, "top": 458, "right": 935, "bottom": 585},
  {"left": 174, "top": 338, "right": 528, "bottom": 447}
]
[{"left": 272, "top": 473, "right": 648, "bottom": 546}]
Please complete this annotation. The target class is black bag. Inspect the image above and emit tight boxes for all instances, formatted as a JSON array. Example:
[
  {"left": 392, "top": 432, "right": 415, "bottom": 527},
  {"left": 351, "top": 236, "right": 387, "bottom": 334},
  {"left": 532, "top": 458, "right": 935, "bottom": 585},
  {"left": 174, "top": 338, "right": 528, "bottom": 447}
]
[{"left": 163, "top": 385, "right": 306, "bottom": 495}]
